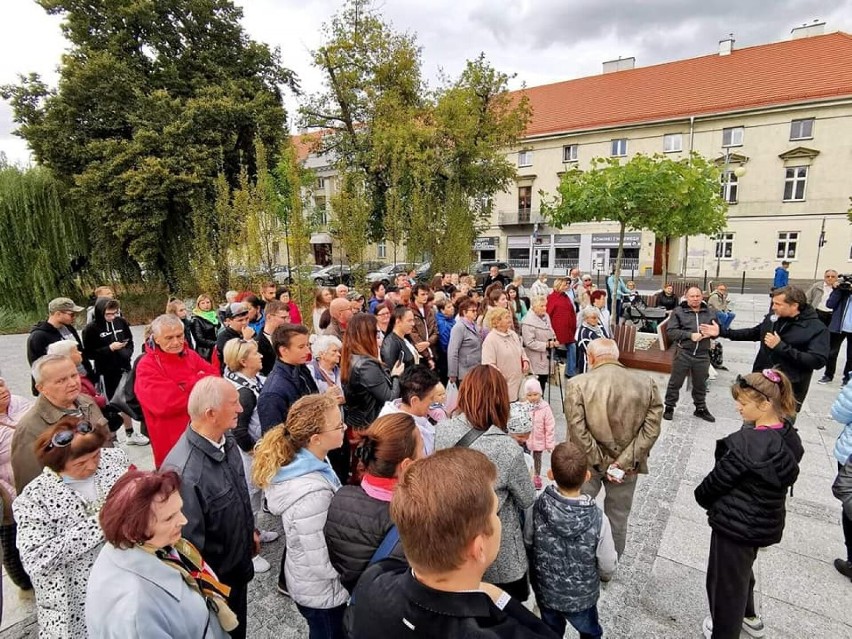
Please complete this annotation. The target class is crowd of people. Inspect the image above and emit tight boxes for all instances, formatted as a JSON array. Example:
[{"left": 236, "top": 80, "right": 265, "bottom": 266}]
[{"left": 0, "top": 264, "right": 848, "bottom": 639}]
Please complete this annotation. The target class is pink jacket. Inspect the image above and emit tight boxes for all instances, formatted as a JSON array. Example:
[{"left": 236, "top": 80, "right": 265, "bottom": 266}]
[{"left": 527, "top": 400, "right": 555, "bottom": 453}]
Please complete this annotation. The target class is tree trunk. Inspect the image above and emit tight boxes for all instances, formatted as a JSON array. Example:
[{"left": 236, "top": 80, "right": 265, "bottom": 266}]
[
  {"left": 660, "top": 236, "right": 668, "bottom": 289},
  {"left": 610, "top": 222, "right": 625, "bottom": 330}
]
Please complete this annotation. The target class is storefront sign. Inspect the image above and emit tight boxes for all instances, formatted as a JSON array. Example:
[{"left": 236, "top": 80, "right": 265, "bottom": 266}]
[
  {"left": 591, "top": 232, "right": 641, "bottom": 247},
  {"left": 473, "top": 236, "right": 500, "bottom": 250},
  {"left": 554, "top": 234, "right": 581, "bottom": 244}
]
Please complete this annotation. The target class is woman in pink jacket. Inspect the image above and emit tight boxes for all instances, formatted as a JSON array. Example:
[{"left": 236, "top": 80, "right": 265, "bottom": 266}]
[{"left": 523, "top": 378, "right": 555, "bottom": 490}]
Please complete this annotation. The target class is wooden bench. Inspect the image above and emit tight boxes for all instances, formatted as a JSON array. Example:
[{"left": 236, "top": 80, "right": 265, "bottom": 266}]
[{"left": 614, "top": 316, "right": 674, "bottom": 373}]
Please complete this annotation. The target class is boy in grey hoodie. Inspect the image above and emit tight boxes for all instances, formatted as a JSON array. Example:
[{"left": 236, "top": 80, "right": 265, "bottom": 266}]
[{"left": 532, "top": 442, "right": 617, "bottom": 639}]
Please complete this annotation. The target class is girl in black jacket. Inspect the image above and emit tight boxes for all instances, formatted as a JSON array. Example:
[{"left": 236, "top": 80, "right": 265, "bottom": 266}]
[{"left": 694, "top": 369, "right": 803, "bottom": 639}]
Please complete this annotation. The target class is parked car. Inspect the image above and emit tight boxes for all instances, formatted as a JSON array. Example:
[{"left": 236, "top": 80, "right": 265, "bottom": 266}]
[
  {"left": 469, "top": 261, "right": 515, "bottom": 289},
  {"left": 274, "top": 264, "right": 322, "bottom": 284},
  {"left": 311, "top": 264, "right": 353, "bottom": 287},
  {"left": 365, "top": 263, "right": 417, "bottom": 286}
]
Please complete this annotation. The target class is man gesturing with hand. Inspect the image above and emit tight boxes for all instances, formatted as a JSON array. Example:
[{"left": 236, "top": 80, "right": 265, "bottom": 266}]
[{"left": 702, "top": 286, "right": 828, "bottom": 410}]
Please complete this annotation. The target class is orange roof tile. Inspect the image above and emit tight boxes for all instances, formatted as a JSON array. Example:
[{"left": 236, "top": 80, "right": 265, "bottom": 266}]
[
  {"left": 517, "top": 32, "right": 852, "bottom": 138},
  {"left": 291, "top": 132, "right": 322, "bottom": 162}
]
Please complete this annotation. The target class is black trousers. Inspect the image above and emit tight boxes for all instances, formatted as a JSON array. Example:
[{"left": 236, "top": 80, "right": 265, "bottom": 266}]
[
  {"left": 0, "top": 523, "right": 31, "bottom": 589},
  {"left": 840, "top": 463, "right": 852, "bottom": 563},
  {"left": 228, "top": 580, "right": 249, "bottom": 639},
  {"left": 493, "top": 572, "right": 529, "bottom": 602},
  {"left": 825, "top": 331, "right": 852, "bottom": 380},
  {"left": 706, "top": 531, "right": 758, "bottom": 639},
  {"left": 664, "top": 349, "right": 710, "bottom": 410}
]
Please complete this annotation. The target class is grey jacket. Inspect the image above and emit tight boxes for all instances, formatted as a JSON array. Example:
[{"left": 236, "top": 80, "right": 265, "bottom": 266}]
[
  {"left": 86, "top": 543, "right": 228, "bottom": 638},
  {"left": 532, "top": 490, "right": 617, "bottom": 614},
  {"left": 521, "top": 311, "right": 556, "bottom": 376},
  {"left": 446, "top": 319, "right": 483, "bottom": 380},
  {"left": 833, "top": 455, "right": 852, "bottom": 520},
  {"left": 434, "top": 416, "right": 535, "bottom": 583},
  {"left": 265, "top": 472, "right": 349, "bottom": 609}
]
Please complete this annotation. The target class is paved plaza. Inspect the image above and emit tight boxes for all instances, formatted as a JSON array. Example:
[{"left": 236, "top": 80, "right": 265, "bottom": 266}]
[{"left": 1, "top": 293, "right": 851, "bottom": 637}]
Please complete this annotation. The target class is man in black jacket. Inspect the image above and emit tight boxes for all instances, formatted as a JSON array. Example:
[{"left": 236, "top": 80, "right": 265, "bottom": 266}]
[
  {"left": 350, "top": 448, "right": 558, "bottom": 639},
  {"left": 664, "top": 287, "right": 718, "bottom": 422},
  {"left": 216, "top": 303, "right": 254, "bottom": 373},
  {"left": 163, "top": 377, "right": 255, "bottom": 639},
  {"left": 704, "top": 286, "right": 829, "bottom": 410},
  {"left": 25, "top": 297, "right": 93, "bottom": 395}
]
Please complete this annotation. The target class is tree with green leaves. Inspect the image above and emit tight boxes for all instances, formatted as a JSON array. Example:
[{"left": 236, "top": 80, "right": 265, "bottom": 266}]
[
  {"left": 542, "top": 153, "right": 727, "bottom": 324},
  {"left": 2, "top": 0, "right": 296, "bottom": 290},
  {"left": 300, "top": 0, "right": 529, "bottom": 269}
]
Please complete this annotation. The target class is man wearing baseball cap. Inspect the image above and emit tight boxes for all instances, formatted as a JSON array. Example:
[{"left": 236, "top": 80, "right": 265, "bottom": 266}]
[
  {"left": 215, "top": 302, "right": 255, "bottom": 373},
  {"left": 25, "top": 298, "right": 93, "bottom": 395}
]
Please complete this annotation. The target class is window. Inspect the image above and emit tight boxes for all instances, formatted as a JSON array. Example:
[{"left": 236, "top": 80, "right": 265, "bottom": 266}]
[
  {"left": 518, "top": 150, "right": 533, "bottom": 167},
  {"left": 777, "top": 232, "right": 799, "bottom": 260},
  {"left": 790, "top": 118, "right": 814, "bottom": 140},
  {"left": 316, "top": 176, "right": 325, "bottom": 190},
  {"left": 722, "top": 126, "right": 744, "bottom": 147},
  {"left": 314, "top": 196, "right": 328, "bottom": 225},
  {"left": 720, "top": 171, "right": 738, "bottom": 204},
  {"left": 663, "top": 133, "right": 682, "bottom": 153},
  {"left": 714, "top": 233, "right": 734, "bottom": 259},
  {"left": 517, "top": 186, "right": 532, "bottom": 222},
  {"left": 562, "top": 144, "right": 578, "bottom": 162},
  {"left": 377, "top": 241, "right": 386, "bottom": 259},
  {"left": 508, "top": 248, "right": 530, "bottom": 268},
  {"left": 783, "top": 166, "right": 807, "bottom": 201},
  {"left": 610, "top": 139, "right": 628, "bottom": 157}
]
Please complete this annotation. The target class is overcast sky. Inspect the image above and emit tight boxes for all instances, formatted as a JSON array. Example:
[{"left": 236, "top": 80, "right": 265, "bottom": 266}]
[{"left": 2, "top": 0, "right": 851, "bottom": 164}]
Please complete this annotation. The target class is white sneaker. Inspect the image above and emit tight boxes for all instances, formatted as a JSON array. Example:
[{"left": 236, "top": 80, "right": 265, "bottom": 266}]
[
  {"left": 702, "top": 615, "right": 712, "bottom": 639},
  {"left": 252, "top": 555, "right": 270, "bottom": 573},
  {"left": 126, "top": 432, "right": 150, "bottom": 446},
  {"left": 702, "top": 614, "right": 765, "bottom": 639},
  {"left": 259, "top": 530, "right": 279, "bottom": 543}
]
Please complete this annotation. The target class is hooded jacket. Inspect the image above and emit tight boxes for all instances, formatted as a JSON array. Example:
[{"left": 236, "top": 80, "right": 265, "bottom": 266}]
[
  {"left": 264, "top": 449, "right": 348, "bottom": 609},
  {"left": 694, "top": 422, "right": 803, "bottom": 546},
  {"left": 830, "top": 383, "right": 852, "bottom": 464},
  {"left": 26, "top": 320, "right": 94, "bottom": 395},
  {"left": 82, "top": 298, "right": 134, "bottom": 386},
  {"left": 257, "top": 360, "right": 318, "bottom": 434},
  {"left": 722, "top": 305, "right": 829, "bottom": 402},
  {"left": 532, "top": 489, "right": 617, "bottom": 614},
  {"left": 666, "top": 300, "right": 717, "bottom": 355}
]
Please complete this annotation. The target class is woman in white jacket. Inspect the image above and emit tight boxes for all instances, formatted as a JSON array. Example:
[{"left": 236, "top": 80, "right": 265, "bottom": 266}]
[{"left": 253, "top": 393, "right": 347, "bottom": 639}]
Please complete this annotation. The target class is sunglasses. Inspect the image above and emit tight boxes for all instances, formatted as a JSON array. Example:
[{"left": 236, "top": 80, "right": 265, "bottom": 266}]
[
  {"left": 735, "top": 375, "right": 770, "bottom": 400},
  {"left": 47, "top": 421, "right": 94, "bottom": 450}
]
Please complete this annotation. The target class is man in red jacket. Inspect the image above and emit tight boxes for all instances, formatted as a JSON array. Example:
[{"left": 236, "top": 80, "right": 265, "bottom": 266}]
[
  {"left": 547, "top": 278, "right": 578, "bottom": 377},
  {"left": 134, "top": 314, "right": 218, "bottom": 467}
]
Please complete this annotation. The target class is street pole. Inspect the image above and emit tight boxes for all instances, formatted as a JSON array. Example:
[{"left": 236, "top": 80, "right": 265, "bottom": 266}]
[{"left": 814, "top": 217, "right": 826, "bottom": 280}]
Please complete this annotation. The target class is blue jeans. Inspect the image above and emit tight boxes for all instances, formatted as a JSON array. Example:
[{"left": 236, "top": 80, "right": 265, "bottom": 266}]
[
  {"left": 296, "top": 603, "right": 347, "bottom": 639},
  {"left": 716, "top": 311, "right": 735, "bottom": 331},
  {"left": 540, "top": 604, "right": 603, "bottom": 639},
  {"left": 560, "top": 342, "right": 578, "bottom": 377}
]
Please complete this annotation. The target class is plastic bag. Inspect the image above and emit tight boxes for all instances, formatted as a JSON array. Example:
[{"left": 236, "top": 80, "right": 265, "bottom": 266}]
[{"left": 445, "top": 381, "right": 459, "bottom": 415}]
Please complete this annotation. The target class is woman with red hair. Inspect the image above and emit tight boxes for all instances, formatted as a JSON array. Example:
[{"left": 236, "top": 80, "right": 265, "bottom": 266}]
[{"left": 86, "top": 470, "right": 233, "bottom": 638}]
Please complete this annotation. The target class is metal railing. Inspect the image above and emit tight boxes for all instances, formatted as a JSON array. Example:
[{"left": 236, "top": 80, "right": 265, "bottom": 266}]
[{"left": 497, "top": 209, "right": 545, "bottom": 226}]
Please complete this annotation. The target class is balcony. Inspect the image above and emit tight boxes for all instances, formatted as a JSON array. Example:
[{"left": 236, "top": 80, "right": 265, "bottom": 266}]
[{"left": 498, "top": 209, "right": 545, "bottom": 226}]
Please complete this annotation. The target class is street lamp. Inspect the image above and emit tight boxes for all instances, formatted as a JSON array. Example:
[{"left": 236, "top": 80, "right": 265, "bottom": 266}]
[{"left": 715, "top": 148, "right": 747, "bottom": 279}]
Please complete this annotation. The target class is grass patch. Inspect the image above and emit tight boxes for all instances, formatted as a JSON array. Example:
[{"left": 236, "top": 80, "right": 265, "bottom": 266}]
[{"left": 0, "top": 307, "right": 42, "bottom": 335}]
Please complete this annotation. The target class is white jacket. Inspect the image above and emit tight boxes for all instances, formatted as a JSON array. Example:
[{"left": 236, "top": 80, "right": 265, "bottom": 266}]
[
  {"left": 13, "top": 447, "right": 129, "bottom": 639},
  {"left": 265, "top": 471, "right": 348, "bottom": 609},
  {"left": 530, "top": 280, "right": 551, "bottom": 299}
]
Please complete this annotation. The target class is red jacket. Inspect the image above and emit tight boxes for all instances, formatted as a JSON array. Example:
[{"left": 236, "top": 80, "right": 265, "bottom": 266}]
[
  {"left": 546, "top": 291, "right": 577, "bottom": 345},
  {"left": 134, "top": 347, "right": 218, "bottom": 467}
]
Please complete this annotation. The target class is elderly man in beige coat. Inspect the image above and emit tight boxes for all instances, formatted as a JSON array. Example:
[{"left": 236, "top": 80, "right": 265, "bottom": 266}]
[{"left": 565, "top": 339, "right": 662, "bottom": 556}]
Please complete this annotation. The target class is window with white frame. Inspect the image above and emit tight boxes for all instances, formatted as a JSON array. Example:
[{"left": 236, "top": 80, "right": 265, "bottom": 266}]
[
  {"left": 518, "top": 150, "right": 533, "bottom": 167},
  {"left": 720, "top": 171, "right": 738, "bottom": 204},
  {"left": 790, "top": 118, "right": 814, "bottom": 140},
  {"left": 610, "top": 138, "right": 628, "bottom": 157},
  {"left": 377, "top": 241, "right": 386, "bottom": 259},
  {"left": 777, "top": 232, "right": 799, "bottom": 260},
  {"left": 722, "top": 126, "right": 744, "bottom": 147},
  {"left": 562, "top": 144, "right": 578, "bottom": 162},
  {"left": 663, "top": 133, "right": 682, "bottom": 153},
  {"left": 714, "top": 233, "right": 734, "bottom": 259},
  {"left": 783, "top": 166, "right": 808, "bottom": 201},
  {"left": 316, "top": 176, "right": 325, "bottom": 190}
]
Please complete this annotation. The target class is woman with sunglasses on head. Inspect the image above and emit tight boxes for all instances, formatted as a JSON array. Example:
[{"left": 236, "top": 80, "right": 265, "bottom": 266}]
[
  {"left": 13, "top": 417, "right": 129, "bottom": 638},
  {"left": 253, "top": 394, "right": 348, "bottom": 639},
  {"left": 694, "top": 369, "right": 803, "bottom": 639}
]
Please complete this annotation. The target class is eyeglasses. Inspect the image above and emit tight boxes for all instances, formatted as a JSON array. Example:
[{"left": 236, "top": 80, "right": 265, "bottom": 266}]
[
  {"left": 319, "top": 422, "right": 346, "bottom": 434},
  {"left": 735, "top": 375, "right": 770, "bottom": 400},
  {"left": 47, "top": 421, "right": 94, "bottom": 450}
]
